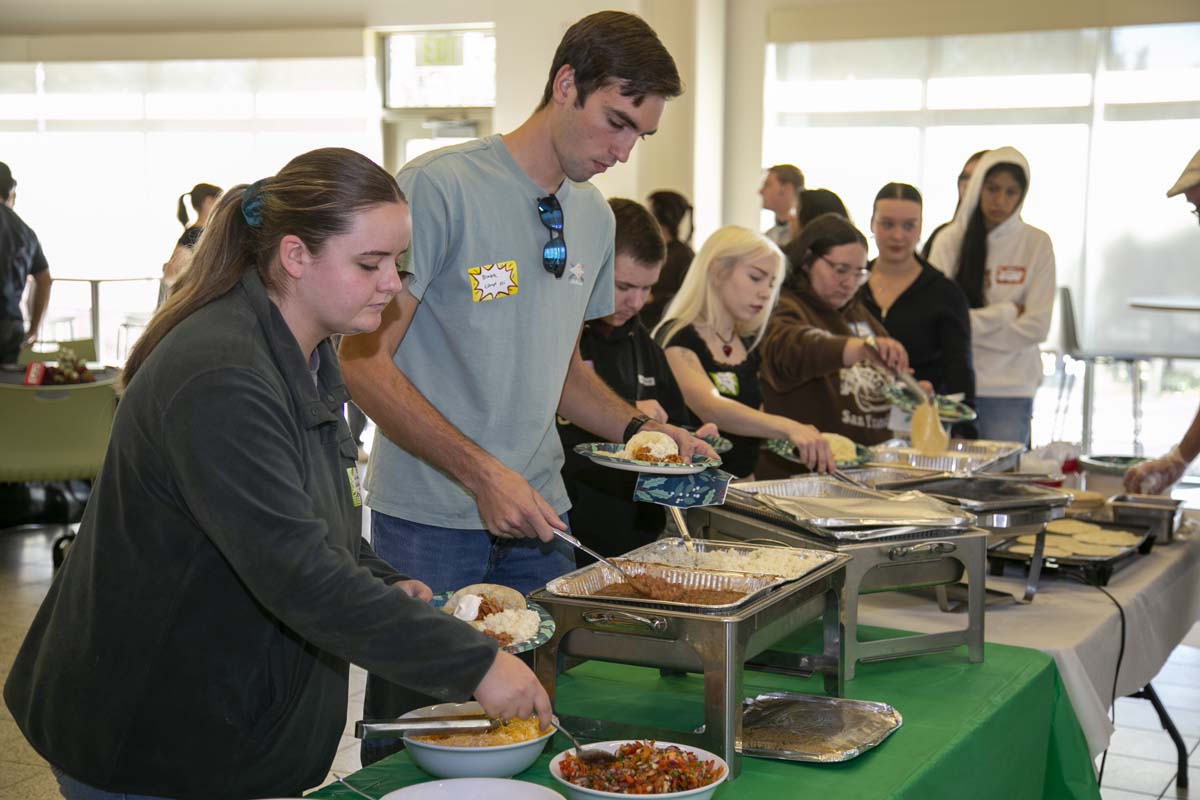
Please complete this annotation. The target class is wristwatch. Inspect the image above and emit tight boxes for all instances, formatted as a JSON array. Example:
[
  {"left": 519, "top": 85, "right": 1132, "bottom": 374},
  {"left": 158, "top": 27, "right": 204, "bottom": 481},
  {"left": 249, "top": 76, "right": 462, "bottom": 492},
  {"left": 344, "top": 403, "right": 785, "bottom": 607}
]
[{"left": 623, "top": 413, "right": 652, "bottom": 443}]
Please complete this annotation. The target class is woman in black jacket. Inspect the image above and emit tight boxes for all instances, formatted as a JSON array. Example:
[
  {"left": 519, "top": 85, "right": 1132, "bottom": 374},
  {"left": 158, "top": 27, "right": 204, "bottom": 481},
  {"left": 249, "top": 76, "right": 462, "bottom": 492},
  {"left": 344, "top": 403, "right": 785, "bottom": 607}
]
[
  {"left": 5, "top": 148, "right": 549, "bottom": 800},
  {"left": 861, "top": 182, "right": 977, "bottom": 437}
]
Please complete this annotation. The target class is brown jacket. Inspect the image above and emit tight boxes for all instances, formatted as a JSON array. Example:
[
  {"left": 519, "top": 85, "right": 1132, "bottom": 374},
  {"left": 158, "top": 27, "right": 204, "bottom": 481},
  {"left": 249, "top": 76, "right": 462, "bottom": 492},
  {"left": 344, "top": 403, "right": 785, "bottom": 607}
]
[{"left": 757, "top": 285, "right": 892, "bottom": 479}]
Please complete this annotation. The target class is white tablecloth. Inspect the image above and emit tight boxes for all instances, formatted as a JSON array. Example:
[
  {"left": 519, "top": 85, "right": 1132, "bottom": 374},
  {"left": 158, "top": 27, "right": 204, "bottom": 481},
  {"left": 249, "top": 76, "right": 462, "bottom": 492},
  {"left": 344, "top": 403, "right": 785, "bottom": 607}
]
[{"left": 858, "top": 531, "right": 1200, "bottom": 757}]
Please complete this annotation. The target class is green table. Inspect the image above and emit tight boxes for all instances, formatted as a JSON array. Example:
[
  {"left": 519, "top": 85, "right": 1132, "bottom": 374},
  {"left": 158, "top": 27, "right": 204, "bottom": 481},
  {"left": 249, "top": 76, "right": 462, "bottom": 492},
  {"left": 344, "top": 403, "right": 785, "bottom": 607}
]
[{"left": 309, "top": 628, "right": 1099, "bottom": 799}]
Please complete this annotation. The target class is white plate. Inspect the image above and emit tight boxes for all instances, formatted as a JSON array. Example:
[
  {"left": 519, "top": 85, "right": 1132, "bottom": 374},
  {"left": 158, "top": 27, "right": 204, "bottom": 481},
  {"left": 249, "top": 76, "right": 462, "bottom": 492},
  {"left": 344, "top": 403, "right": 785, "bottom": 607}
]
[
  {"left": 382, "top": 778, "right": 563, "bottom": 799},
  {"left": 573, "top": 443, "right": 720, "bottom": 476}
]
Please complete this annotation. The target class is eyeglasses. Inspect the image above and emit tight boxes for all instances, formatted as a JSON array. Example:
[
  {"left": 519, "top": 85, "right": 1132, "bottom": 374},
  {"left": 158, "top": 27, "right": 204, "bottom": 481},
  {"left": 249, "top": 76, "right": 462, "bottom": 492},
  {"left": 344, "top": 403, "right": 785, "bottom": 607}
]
[
  {"left": 819, "top": 254, "right": 869, "bottom": 282},
  {"left": 537, "top": 194, "right": 567, "bottom": 279}
]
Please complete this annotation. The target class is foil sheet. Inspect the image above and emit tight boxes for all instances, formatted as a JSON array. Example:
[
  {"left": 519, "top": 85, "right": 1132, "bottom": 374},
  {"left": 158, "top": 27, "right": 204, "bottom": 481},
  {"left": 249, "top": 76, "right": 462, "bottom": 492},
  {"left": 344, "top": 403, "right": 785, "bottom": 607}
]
[
  {"left": 736, "top": 475, "right": 882, "bottom": 500},
  {"left": 544, "top": 560, "right": 783, "bottom": 612},
  {"left": 893, "top": 477, "right": 1071, "bottom": 512},
  {"left": 740, "top": 692, "right": 902, "bottom": 762},
  {"left": 618, "top": 537, "right": 838, "bottom": 581},
  {"left": 751, "top": 490, "right": 974, "bottom": 529}
]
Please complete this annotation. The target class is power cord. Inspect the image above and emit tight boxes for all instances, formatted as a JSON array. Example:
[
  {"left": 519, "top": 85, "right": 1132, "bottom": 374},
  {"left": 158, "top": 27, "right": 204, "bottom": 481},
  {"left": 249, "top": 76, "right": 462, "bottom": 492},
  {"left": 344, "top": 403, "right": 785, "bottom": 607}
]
[{"left": 1061, "top": 571, "right": 1125, "bottom": 787}]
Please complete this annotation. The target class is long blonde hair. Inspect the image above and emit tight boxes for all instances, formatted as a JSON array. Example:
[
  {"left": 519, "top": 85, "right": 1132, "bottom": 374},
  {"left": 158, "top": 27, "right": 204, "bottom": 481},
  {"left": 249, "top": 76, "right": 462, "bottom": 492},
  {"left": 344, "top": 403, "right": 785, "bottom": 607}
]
[{"left": 652, "top": 225, "right": 785, "bottom": 350}]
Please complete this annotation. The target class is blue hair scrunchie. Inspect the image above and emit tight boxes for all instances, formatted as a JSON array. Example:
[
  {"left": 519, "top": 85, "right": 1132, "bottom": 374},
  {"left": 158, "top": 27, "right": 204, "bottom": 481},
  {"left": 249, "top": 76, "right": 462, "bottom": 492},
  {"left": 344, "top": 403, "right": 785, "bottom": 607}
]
[{"left": 241, "top": 179, "right": 268, "bottom": 228}]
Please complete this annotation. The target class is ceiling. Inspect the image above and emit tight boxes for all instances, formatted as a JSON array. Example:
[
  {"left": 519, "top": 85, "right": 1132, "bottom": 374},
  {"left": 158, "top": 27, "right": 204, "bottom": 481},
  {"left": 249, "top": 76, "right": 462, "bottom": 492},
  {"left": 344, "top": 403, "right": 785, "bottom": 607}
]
[{"left": 0, "top": 0, "right": 373, "bottom": 35}]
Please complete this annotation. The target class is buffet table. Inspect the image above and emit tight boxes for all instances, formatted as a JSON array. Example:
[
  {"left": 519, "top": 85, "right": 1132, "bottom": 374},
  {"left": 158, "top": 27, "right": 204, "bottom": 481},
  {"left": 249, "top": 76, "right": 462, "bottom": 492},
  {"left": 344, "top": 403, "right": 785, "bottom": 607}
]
[
  {"left": 309, "top": 629, "right": 1098, "bottom": 800},
  {"left": 860, "top": 533, "right": 1200, "bottom": 757}
]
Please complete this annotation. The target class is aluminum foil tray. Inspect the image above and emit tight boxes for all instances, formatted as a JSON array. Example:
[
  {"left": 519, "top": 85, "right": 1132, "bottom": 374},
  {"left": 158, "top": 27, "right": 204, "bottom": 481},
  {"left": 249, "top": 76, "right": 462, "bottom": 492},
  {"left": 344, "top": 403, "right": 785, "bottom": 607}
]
[
  {"left": 545, "top": 560, "right": 784, "bottom": 613},
  {"left": 618, "top": 537, "right": 839, "bottom": 581},
  {"left": 740, "top": 477, "right": 975, "bottom": 529},
  {"left": 870, "top": 438, "right": 1024, "bottom": 474},
  {"left": 892, "top": 476, "right": 1071, "bottom": 513},
  {"left": 740, "top": 692, "right": 902, "bottom": 762},
  {"left": 840, "top": 465, "right": 948, "bottom": 488},
  {"left": 736, "top": 475, "right": 884, "bottom": 500}
]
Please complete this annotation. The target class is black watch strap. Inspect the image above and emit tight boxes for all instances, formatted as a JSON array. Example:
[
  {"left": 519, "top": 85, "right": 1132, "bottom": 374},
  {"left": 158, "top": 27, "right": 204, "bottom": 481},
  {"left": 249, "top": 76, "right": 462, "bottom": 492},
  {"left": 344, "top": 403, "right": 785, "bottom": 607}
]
[{"left": 623, "top": 414, "right": 652, "bottom": 443}]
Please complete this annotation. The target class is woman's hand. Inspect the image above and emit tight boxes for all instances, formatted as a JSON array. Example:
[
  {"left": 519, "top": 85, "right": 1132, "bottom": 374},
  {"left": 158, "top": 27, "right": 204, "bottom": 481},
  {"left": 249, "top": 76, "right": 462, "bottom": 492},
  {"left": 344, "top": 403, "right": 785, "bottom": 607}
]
[
  {"left": 870, "top": 336, "right": 910, "bottom": 372},
  {"left": 474, "top": 650, "right": 553, "bottom": 730},
  {"left": 694, "top": 422, "right": 720, "bottom": 440},
  {"left": 391, "top": 579, "right": 433, "bottom": 602},
  {"left": 786, "top": 423, "right": 835, "bottom": 473}
]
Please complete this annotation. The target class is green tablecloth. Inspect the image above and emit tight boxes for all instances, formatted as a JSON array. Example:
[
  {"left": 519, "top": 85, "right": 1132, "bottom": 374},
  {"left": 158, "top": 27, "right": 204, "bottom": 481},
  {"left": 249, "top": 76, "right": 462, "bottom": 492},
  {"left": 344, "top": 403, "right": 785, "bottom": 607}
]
[{"left": 309, "top": 628, "right": 1099, "bottom": 799}]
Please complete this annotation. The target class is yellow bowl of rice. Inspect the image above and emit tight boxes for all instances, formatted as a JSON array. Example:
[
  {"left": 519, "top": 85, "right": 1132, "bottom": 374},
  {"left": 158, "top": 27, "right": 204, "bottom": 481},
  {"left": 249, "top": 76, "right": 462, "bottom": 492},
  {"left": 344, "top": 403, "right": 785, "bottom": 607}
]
[{"left": 401, "top": 701, "right": 554, "bottom": 779}]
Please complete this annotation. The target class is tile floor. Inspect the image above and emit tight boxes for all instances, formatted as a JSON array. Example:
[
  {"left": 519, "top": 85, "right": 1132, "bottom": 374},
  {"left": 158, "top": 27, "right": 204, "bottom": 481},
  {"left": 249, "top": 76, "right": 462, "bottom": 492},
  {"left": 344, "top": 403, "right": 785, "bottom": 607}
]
[{"left": 1, "top": 522, "right": 1197, "bottom": 798}]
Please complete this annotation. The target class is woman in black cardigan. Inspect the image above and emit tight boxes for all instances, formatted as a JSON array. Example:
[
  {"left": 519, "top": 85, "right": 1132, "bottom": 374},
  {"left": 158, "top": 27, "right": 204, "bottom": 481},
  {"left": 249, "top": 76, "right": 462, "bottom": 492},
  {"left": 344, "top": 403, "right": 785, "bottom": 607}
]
[{"left": 861, "top": 182, "right": 977, "bottom": 437}]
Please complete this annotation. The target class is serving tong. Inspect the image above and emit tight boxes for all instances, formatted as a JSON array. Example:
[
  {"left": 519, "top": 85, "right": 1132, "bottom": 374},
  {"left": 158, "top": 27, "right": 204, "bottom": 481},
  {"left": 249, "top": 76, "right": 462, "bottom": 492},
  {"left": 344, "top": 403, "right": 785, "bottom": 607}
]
[{"left": 355, "top": 712, "right": 498, "bottom": 739}]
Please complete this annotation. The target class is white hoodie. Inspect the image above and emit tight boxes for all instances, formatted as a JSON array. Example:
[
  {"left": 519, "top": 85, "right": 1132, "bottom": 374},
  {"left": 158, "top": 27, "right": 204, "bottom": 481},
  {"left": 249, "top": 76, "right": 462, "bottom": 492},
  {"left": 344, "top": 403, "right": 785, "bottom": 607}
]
[{"left": 929, "top": 146, "right": 1056, "bottom": 399}]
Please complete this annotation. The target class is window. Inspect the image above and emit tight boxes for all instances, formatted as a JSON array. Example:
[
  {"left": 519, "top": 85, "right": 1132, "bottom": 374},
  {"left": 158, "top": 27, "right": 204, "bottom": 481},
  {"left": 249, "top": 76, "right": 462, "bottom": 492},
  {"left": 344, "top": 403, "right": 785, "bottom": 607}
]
[
  {"left": 384, "top": 26, "right": 496, "bottom": 109},
  {"left": 763, "top": 23, "right": 1200, "bottom": 360}
]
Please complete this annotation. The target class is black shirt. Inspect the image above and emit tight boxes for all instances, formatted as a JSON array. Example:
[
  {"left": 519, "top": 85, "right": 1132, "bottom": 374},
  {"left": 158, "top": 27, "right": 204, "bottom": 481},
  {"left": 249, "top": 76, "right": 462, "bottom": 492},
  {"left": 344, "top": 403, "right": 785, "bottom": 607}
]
[
  {"left": 861, "top": 255, "right": 978, "bottom": 436},
  {"left": 177, "top": 225, "right": 203, "bottom": 249},
  {"left": 0, "top": 204, "right": 49, "bottom": 322},
  {"left": 559, "top": 317, "right": 692, "bottom": 558},
  {"left": 640, "top": 239, "right": 694, "bottom": 330},
  {"left": 662, "top": 323, "right": 762, "bottom": 477}
]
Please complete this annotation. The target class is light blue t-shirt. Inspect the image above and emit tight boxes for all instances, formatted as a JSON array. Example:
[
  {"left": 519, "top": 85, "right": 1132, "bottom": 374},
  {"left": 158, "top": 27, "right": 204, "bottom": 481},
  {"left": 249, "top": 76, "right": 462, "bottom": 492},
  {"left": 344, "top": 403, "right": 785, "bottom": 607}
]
[{"left": 364, "top": 134, "right": 616, "bottom": 528}]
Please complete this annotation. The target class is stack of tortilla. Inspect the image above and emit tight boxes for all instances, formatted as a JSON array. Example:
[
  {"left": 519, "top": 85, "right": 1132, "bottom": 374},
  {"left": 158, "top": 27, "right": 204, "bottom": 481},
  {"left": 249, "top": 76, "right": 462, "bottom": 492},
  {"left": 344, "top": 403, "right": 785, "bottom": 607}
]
[
  {"left": 1007, "top": 518, "right": 1141, "bottom": 559},
  {"left": 1061, "top": 487, "right": 1106, "bottom": 517}
]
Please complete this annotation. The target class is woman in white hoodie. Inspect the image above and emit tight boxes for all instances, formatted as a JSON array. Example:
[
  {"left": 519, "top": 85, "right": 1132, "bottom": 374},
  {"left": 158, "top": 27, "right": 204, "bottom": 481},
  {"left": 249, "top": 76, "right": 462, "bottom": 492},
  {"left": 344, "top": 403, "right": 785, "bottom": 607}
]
[{"left": 929, "top": 146, "right": 1054, "bottom": 446}]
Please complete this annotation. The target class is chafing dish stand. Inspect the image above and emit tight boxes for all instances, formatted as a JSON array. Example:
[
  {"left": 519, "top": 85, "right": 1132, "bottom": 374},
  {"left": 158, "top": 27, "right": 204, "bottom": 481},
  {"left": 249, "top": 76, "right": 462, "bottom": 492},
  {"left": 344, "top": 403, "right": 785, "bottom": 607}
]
[
  {"left": 687, "top": 501, "right": 985, "bottom": 682},
  {"left": 531, "top": 553, "right": 849, "bottom": 779}
]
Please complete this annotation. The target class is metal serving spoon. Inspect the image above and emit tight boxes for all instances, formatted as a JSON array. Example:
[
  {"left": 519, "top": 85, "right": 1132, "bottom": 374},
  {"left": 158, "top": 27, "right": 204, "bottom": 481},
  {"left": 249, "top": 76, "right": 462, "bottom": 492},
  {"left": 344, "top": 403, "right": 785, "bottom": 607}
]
[
  {"left": 552, "top": 529, "right": 675, "bottom": 601},
  {"left": 552, "top": 716, "right": 617, "bottom": 766}
]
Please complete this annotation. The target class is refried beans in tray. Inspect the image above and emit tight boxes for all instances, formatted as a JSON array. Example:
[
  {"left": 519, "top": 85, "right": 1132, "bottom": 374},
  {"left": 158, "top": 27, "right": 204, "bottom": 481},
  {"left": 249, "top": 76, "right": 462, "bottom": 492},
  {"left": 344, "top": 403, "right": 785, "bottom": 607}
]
[{"left": 595, "top": 579, "right": 747, "bottom": 605}]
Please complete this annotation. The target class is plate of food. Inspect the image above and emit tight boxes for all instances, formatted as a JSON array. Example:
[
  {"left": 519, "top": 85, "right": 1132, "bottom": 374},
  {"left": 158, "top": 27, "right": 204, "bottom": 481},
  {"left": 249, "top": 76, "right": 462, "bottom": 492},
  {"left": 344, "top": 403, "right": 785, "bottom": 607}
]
[
  {"left": 549, "top": 739, "right": 728, "bottom": 799},
  {"left": 574, "top": 431, "right": 722, "bottom": 475},
  {"left": 434, "top": 584, "right": 555, "bottom": 655},
  {"left": 881, "top": 382, "right": 977, "bottom": 422},
  {"left": 400, "top": 701, "right": 555, "bottom": 780},
  {"left": 765, "top": 432, "right": 870, "bottom": 469}
]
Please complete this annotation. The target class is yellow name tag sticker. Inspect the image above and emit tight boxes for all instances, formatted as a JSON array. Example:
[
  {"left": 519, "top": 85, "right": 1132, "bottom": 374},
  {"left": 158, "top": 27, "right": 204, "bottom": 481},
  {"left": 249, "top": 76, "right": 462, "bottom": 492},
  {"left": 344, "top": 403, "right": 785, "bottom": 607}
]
[
  {"left": 469, "top": 261, "right": 518, "bottom": 302},
  {"left": 346, "top": 467, "right": 362, "bottom": 508}
]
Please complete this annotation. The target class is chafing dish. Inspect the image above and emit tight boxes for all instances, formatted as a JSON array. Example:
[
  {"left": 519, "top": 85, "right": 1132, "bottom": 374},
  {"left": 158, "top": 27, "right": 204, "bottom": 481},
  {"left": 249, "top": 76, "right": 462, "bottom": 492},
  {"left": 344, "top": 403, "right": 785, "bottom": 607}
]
[
  {"left": 881, "top": 474, "right": 1070, "bottom": 602},
  {"left": 1109, "top": 494, "right": 1184, "bottom": 544},
  {"left": 870, "top": 438, "right": 1024, "bottom": 474},
  {"left": 688, "top": 476, "right": 986, "bottom": 680},
  {"left": 532, "top": 545, "right": 850, "bottom": 779}
]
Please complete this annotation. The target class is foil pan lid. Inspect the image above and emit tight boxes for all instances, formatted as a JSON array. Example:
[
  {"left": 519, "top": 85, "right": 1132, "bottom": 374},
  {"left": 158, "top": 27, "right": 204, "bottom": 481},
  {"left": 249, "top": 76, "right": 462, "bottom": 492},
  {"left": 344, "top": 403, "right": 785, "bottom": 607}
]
[{"left": 740, "top": 692, "right": 902, "bottom": 762}]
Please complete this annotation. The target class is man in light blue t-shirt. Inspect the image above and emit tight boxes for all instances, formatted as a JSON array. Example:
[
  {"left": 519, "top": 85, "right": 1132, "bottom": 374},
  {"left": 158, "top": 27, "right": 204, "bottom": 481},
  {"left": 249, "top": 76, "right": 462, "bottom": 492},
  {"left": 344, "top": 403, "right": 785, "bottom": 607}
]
[{"left": 342, "top": 11, "right": 712, "bottom": 765}]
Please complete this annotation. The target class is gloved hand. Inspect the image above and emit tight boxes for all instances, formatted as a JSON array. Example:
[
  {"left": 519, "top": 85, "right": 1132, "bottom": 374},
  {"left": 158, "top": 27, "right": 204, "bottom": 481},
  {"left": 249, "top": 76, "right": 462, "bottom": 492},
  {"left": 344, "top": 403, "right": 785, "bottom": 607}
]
[{"left": 1123, "top": 446, "right": 1190, "bottom": 495}]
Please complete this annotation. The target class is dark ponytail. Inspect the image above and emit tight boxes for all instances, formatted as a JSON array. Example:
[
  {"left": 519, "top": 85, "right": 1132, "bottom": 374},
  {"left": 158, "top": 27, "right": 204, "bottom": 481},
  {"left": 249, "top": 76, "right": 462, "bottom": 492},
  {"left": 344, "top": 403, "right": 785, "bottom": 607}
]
[
  {"left": 647, "top": 190, "right": 693, "bottom": 244},
  {"left": 127, "top": 149, "right": 403, "bottom": 386},
  {"left": 176, "top": 182, "right": 223, "bottom": 229},
  {"left": 954, "top": 163, "right": 1026, "bottom": 309}
]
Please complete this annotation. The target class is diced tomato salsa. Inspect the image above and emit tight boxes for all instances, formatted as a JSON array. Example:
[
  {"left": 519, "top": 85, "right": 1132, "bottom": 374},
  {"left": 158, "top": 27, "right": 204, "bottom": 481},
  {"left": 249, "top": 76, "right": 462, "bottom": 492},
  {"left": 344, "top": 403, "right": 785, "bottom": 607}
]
[{"left": 559, "top": 741, "right": 724, "bottom": 794}]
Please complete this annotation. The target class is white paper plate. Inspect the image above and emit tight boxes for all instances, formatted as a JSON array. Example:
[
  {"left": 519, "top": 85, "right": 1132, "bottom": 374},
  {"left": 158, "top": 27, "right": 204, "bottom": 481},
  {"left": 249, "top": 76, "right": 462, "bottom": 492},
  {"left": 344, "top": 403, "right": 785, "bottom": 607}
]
[
  {"left": 573, "top": 443, "right": 720, "bottom": 475},
  {"left": 382, "top": 778, "right": 564, "bottom": 799}
]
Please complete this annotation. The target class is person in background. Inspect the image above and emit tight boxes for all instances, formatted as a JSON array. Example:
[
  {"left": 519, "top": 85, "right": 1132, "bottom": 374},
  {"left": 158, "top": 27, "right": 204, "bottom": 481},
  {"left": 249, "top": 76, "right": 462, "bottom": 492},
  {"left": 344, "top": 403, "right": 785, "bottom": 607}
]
[
  {"left": 862, "top": 182, "right": 977, "bottom": 437},
  {"left": 788, "top": 187, "right": 850, "bottom": 242},
  {"left": 1124, "top": 147, "right": 1200, "bottom": 495},
  {"left": 757, "top": 213, "right": 911, "bottom": 479},
  {"left": 161, "top": 181, "right": 222, "bottom": 302},
  {"left": 760, "top": 163, "right": 804, "bottom": 247},
  {"left": 656, "top": 225, "right": 834, "bottom": 478},
  {"left": 4, "top": 148, "right": 550, "bottom": 800},
  {"left": 0, "top": 161, "right": 51, "bottom": 363},
  {"left": 640, "top": 189, "right": 694, "bottom": 329},
  {"left": 559, "top": 198, "right": 716, "bottom": 559},
  {"left": 922, "top": 149, "right": 988, "bottom": 260},
  {"left": 929, "top": 146, "right": 1055, "bottom": 446},
  {"left": 340, "top": 11, "right": 709, "bottom": 767}
]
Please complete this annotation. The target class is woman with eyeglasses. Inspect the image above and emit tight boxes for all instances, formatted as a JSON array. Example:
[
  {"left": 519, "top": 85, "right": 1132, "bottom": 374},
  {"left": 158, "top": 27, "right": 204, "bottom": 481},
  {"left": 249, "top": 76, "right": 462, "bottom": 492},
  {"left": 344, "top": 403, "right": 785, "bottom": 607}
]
[
  {"left": 757, "top": 213, "right": 910, "bottom": 479},
  {"left": 862, "top": 182, "right": 977, "bottom": 437},
  {"left": 655, "top": 225, "right": 835, "bottom": 477},
  {"left": 928, "top": 146, "right": 1055, "bottom": 446}
]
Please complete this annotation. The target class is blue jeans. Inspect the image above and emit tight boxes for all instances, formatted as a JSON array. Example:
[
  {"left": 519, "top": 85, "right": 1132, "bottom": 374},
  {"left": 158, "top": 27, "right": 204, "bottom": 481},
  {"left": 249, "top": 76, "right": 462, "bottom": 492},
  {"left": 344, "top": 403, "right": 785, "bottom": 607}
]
[
  {"left": 368, "top": 510, "right": 576, "bottom": 596},
  {"left": 361, "top": 510, "right": 575, "bottom": 766},
  {"left": 973, "top": 396, "right": 1034, "bottom": 446},
  {"left": 51, "top": 766, "right": 173, "bottom": 800}
]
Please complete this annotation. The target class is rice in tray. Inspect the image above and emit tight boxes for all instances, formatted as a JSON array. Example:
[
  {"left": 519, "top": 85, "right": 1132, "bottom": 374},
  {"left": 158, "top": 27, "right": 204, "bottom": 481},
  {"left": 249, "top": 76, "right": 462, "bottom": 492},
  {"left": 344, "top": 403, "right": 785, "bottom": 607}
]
[
  {"left": 412, "top": 716, "right": 546, "bottom": 747},
  {"left": 624, "top": 546, "right": 824, "bottom": 578}
]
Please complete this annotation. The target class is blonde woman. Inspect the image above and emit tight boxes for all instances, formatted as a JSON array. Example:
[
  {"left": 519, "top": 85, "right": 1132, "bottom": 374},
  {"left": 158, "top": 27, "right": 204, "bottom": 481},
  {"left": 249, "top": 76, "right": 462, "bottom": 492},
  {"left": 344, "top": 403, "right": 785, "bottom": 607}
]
[{"left": 654, "top": 225, "right": 834, "bottom": 476}]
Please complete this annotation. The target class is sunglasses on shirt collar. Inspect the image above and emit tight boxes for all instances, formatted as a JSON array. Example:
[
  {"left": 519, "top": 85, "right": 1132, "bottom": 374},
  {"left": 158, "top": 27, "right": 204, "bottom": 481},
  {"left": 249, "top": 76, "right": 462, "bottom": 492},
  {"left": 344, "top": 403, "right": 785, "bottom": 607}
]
[{"left": 537, "top": 194, "right": 567, "bottom": 279}]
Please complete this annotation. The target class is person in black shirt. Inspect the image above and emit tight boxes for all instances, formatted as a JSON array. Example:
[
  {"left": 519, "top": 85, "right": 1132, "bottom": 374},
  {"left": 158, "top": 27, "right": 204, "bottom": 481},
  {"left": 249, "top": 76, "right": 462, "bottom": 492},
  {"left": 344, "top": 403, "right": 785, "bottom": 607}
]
[
  {"left": 0, "top": 161, "right": 51, "bottom": 363},
  {"left": 656, "top": 225, "right": 835, "bottom": 477},
  {"left": 559, "top": 198, "right": 715, "bottom": 559},
  {"left": 161, "top": 182, "right": 221, "bottom": 302},
  {"left": 862, "top": 182, "right": 977, "bottom": 437},
  {"left": 640, "top": 189, "right": 694, "bottom": 329}
]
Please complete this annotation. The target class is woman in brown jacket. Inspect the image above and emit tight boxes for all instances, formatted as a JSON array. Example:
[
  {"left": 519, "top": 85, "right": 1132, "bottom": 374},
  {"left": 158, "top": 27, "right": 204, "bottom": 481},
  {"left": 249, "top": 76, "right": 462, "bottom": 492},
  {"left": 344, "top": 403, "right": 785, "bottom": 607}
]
[{"left": 757, "top": 212, "right": 912, "bottom": 479}]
